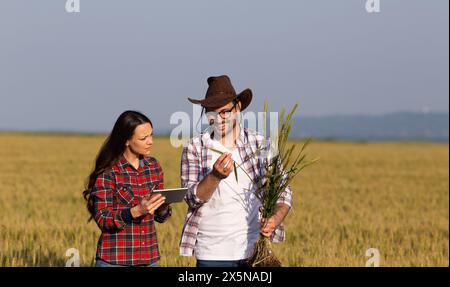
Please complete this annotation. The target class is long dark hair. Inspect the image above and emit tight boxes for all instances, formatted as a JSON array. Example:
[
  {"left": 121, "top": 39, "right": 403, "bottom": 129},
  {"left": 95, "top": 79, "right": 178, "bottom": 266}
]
[{"left": 83, "top": 110, "right": 153, "bottom": 221}]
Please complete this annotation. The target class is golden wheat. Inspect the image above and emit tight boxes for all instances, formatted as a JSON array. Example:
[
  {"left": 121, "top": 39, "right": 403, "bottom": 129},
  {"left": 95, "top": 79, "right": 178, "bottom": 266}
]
[{"left": 0, "top": 133, "right": 448, "bottom": 266}]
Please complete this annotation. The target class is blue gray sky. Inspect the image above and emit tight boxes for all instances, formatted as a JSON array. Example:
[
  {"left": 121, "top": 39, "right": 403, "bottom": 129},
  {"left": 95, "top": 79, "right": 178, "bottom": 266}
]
[{"left": 0, "top": 0, "right": 448, "bottom": 133}]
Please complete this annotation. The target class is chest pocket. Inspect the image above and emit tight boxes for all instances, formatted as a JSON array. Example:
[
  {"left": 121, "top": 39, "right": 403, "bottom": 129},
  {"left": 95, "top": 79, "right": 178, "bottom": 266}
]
[{"left": 115, "top": 184, "right": 135, "bottom": 206}]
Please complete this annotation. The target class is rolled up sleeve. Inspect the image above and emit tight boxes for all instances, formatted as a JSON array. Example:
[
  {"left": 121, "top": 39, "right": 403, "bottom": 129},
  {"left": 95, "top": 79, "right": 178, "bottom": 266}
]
[
  {"left": 262, "top": 139, "right": 293, "bottom": 209},
  {"left": 277, "top": 185, "right": 293, "bottom": 209}
]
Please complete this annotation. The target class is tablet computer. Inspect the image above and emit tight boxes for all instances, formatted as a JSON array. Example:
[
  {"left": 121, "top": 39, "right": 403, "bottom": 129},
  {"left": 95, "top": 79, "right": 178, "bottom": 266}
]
[{"left": 151, "top": 188, "right": 188, "bottom": 204}]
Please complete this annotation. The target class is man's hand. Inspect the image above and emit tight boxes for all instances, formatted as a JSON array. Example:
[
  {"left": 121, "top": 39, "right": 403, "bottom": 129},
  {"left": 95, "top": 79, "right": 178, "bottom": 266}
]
[
  {"left": 260, "top": 203, "right": 291, "bottom": 238},
  {"left": 211, "top": 152, "right": 235, "bottom": 180},
  {"left": 260, "top": 216, "right": 279, "bottom": 238},
  {"left": 195, "top": 153, "right": 235, "bottom": 203}
]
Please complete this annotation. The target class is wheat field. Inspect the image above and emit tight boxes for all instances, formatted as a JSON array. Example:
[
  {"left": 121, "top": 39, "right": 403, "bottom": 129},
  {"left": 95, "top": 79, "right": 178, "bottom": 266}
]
[{"left": 0, "top": 133, "right": 448, "bottom": 267}]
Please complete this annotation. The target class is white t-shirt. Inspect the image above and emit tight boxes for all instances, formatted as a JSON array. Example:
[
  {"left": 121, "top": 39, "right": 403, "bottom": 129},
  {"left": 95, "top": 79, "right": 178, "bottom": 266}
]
[{"left": 194, "top": 139, "right": 261, "bottom": 260}]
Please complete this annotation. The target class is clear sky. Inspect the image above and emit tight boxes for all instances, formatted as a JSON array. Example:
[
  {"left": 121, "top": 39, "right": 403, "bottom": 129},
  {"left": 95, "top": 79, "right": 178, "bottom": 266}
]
[{"left": 0, "top": 0, "right": 448, "bottom": 132}]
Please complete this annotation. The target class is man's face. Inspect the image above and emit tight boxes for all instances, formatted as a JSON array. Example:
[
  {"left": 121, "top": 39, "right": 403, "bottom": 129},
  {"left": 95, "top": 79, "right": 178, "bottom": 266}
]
[{"left": 206, "top": 100, "right": 241, "bottom": 140}]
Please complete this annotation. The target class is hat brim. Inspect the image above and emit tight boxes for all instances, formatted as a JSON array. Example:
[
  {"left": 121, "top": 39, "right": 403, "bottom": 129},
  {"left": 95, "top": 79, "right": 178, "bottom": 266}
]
[
  {"left": 188, "top": 88, "right": 252, "bottom": 111},
  {"left": 237, "top": 89, "right": 252, "bottom": 111}
]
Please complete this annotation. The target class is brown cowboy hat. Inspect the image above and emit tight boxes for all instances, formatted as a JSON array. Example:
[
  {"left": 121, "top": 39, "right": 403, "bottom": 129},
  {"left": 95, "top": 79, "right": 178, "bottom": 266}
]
[{"left": 188, "top": 75, "right": 252, "bottom": 111}]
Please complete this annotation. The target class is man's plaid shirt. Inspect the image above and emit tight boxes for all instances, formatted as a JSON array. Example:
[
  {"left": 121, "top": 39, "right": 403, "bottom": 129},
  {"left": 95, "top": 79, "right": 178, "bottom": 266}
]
[
  {"left": 179, "top": 126, "right": 293, "bottom": 257},
  {"left": 92, "top": 155, "right": 170, "bottom": 266}
]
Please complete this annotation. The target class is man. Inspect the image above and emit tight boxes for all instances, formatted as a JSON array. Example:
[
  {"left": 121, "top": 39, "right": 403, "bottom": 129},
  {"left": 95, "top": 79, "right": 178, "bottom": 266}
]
[{"left": 180, "top": 75, "right": 293, "bottom": 267}]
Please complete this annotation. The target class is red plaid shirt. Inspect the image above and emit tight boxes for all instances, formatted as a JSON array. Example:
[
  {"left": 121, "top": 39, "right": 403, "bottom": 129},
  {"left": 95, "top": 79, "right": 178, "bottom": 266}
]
[{"left": 92, "top": 155, "right": 169, "bottom": 266}]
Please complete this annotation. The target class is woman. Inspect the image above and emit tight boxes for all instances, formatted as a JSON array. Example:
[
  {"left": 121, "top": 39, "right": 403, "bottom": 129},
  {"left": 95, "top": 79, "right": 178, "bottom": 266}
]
[{"left": 83, "top": 110, "right": 172, "bottom": 267}]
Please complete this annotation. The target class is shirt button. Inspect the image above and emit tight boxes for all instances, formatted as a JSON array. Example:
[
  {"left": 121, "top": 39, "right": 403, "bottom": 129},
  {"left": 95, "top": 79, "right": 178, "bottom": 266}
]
[
  {"left": 139, "top": 183, "right": 143, "bottom": 187},
  {"left": 142, "top": 242, "right": 145, "bottom": 245}
]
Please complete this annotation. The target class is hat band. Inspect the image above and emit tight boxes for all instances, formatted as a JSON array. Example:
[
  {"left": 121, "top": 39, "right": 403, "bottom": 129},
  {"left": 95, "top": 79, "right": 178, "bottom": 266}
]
[{"left": 207, "top": 91, "right": 236, "bottom": 97}]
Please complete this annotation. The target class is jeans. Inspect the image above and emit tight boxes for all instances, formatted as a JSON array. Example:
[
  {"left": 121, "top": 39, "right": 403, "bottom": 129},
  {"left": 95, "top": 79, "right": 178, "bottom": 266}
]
[
  {"left": 95, "top": 258, "right": 158, "bottom": 267},
  {"left": 196, "top": 259, "right": 249, "bottom": 267}
]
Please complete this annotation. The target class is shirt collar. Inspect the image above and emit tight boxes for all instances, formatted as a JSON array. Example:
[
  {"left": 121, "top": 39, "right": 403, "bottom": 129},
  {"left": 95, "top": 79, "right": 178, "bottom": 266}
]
[{"left": 118, "top": 154, "right": 150, "bottom": 170}]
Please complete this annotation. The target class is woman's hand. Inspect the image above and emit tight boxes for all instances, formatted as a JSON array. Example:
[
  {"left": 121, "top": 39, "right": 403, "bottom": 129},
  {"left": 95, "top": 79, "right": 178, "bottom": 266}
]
[
  {"left": 154, "top": 203, "right": 172, "bottom": 223},
  {"left": 156, "top": 203, "right": 171, "bottom": 214},
  {"left": 131, "top": 193, "right": 166, "bottom": 218}
]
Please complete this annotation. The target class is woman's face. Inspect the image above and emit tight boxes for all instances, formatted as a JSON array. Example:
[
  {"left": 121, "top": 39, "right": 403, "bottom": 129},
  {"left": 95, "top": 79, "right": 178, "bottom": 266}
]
[{"left": 126, "top": 123, "right": 153, "bottom": 156}]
